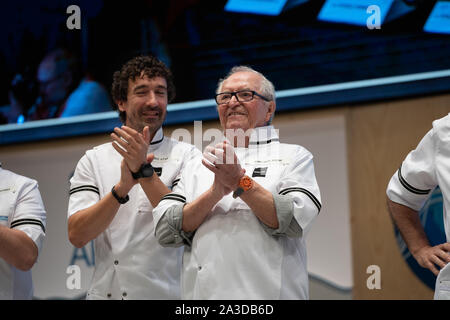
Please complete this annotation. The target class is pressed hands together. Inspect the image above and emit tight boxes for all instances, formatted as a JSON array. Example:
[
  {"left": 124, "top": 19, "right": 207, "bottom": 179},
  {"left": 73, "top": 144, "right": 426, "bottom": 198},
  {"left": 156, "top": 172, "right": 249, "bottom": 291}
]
[{"left": 182, "top": 140, "right": 278, "bottom": 232}]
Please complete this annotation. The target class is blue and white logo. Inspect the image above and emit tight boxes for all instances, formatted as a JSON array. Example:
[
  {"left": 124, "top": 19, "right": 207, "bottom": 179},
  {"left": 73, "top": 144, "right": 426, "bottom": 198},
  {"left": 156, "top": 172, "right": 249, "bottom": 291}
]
[{"left": 394, "top": 186, "right": 446, "bottom": 290}]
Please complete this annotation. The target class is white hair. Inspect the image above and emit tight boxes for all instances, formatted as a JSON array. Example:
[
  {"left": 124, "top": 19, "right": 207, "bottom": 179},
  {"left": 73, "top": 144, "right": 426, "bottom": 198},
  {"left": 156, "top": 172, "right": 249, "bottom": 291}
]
[
  {"left": 216, "top": 66, "right": 276, "bottom": 124},
  {"left": 216, "top": 66, "right": 275, "bottom": 101}
]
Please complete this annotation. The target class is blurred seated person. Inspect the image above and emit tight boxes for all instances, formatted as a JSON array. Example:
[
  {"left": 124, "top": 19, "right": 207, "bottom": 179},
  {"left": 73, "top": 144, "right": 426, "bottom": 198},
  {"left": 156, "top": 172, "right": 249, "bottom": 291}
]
[
  {"left": 0, "top": 72, "right": 37, "bottom": 124},
  {"left": 29, "top": 48, "right": 112, "bottom": 120},
  {"left": 0, "top": 48, "right": 112, "bottom": 123}
]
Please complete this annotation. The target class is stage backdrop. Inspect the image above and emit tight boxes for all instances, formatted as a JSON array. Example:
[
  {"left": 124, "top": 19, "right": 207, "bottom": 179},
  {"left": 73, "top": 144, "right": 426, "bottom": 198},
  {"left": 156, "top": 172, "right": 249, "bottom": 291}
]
[
  {"left": 0, "top": 107, "right": 352, "bottom": 299},
  {"left": 4, "top": 92, "right": 449, "bottom": 299}
]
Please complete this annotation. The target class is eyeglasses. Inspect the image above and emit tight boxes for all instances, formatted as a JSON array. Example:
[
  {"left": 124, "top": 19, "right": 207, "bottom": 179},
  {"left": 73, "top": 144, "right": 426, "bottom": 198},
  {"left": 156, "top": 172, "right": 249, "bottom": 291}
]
[{"left": 215, "top": 90, "right": 270, "bottom": 105}]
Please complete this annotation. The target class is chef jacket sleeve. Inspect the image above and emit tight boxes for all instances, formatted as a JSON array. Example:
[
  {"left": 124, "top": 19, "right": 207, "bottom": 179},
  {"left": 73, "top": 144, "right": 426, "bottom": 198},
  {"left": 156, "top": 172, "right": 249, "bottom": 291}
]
[
  {"left": 67, "top": 152, "right": 100, "bottom": 218},
  {"left": 154, "top": 155, "right": 197, "bottom": 247},
  {"left": 269, "top": 146, "right": 322, "bottom": 238},
  {"left": 386, "top": 128, "right": 437, "bottom": 211},
  {"left": 10, "top": 177, "right": 47, "bottom": 253}
]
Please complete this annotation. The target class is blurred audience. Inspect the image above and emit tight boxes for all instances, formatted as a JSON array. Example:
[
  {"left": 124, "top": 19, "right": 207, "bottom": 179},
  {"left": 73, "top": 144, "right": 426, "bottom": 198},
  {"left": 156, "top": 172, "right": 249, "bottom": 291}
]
[
  {"left": 0, "top": 72, "right": 37, "bottom": 124},
  {"left": 0, "top": 48, "right": 112, "bottom": 124}
]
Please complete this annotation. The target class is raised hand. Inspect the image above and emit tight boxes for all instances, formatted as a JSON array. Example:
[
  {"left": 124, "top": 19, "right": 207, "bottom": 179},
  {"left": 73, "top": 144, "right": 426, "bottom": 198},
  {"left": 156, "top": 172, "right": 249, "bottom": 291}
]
[
  {"left": 202, "top": 140, "right": 245, "bottom": 193},
  {"left": 413, "top": 243, "right": 450, "bottom": 276},
  {"left": 111, "top": 125, "right": 150, "bottom": 173},
  {"left": 115, "top": 159, "right": 138, "bottom": 196}
]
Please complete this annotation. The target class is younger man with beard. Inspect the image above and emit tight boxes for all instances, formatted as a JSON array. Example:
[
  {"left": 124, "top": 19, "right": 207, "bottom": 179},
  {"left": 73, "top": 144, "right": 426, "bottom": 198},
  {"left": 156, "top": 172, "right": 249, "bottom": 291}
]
[{"left": 67, "top": 56, "right": 199, "bottom": 299}]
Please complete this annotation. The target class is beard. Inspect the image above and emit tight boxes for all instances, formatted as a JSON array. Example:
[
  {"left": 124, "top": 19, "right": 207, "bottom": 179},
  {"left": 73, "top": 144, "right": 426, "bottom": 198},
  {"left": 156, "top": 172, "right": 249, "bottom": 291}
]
[{"left": 127, "top": 106, "right": 166, "bottom": 136}]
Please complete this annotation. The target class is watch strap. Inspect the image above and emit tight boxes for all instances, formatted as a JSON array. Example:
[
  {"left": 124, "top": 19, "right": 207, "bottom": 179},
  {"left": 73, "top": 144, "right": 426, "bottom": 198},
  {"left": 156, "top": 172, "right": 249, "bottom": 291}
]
[
  {"left": 111, "top": 185, "right": 129, "bottom": 204},
  {"left": 132, "top": 163, "right": 154, "bottom": 179},
  {"left": 232, "top": 175, "right": 254, "bottom": 199},
  {"left": 131, "top": 169, "right": 141, "bottom": 180},
  {"left": 232, "top": 187, "right": 245, "bottom": 199}
]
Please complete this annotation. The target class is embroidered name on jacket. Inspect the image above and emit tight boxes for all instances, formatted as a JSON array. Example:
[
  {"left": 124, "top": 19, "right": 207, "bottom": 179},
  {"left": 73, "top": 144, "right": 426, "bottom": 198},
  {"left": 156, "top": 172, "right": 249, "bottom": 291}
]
[
  {"left": 154, "top": 167, "right": 162, "bottom": 177},
  {"left": 252, "top": 167, "right": 268, "bottom": 177}
]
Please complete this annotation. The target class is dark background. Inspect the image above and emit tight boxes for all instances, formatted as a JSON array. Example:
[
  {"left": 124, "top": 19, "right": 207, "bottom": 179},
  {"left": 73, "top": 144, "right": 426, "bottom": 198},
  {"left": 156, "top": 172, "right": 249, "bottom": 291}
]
[{"left": 0, "top": 0, "right": 448, "bottom": 108}]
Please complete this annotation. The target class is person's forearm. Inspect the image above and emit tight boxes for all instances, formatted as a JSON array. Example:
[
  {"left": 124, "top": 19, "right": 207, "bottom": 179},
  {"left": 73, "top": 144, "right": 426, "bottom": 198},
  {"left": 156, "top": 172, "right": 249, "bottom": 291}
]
[
  {"left": 240, "top": 182, "right": 279, "bottom": 229},
  {"left": 68, "top": 183, "right": 130, "bottom": 248},
  {"left": 387, "top": 198, "right": 430, "bottom": 256},
  {"left": 182, "top": 187, "right": 223, "bottom": 232},
  {"left": 139, "top": 175, "right": 171, "bottom": 208},
  {"left": 0, "top": 225, "right": 38, "bottom": 271}
]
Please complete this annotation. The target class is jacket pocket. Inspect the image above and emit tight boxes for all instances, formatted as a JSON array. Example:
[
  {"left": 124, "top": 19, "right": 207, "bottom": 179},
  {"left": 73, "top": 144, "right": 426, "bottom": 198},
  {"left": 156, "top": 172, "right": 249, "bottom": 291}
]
[{"left": 436, "top": 281, "right": 450, "bottom": 300}]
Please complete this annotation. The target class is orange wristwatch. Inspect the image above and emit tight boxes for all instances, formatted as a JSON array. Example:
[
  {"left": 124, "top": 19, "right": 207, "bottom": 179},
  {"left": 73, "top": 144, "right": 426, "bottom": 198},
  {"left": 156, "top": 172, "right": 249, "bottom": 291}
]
[{"left": 232, "top": 175, "right": 254, "bottom": 198}]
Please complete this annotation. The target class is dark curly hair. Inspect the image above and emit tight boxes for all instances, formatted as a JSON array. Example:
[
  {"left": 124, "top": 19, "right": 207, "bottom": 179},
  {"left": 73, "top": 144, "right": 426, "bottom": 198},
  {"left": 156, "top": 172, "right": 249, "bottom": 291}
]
[{"left": 111, "top": 55, "right": 175, "bottom": 123}]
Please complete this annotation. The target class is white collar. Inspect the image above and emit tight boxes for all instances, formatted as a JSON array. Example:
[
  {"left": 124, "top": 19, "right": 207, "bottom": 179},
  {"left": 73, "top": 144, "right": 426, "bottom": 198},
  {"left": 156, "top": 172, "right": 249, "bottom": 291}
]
[
  {"left": 248, "top": 125, "right": 279, "bottom": 146},
  {"left": 149, "top": 127, "right": 164, "bottom": 151}
]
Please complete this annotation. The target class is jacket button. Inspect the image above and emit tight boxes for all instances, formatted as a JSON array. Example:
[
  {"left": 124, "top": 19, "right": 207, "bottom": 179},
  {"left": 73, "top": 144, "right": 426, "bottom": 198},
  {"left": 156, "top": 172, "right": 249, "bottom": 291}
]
[
  {"left": 198, "top": 266, "right": 202, "bottom": 271},
  {"left": 114, "top": 260, "right": 119, "bottom": 265},
  {"left": 107, "top": 293, "right": 112, "bottom": 298},
  {"left": 122, "top": 292, "right": 127, "bottom": 297}
]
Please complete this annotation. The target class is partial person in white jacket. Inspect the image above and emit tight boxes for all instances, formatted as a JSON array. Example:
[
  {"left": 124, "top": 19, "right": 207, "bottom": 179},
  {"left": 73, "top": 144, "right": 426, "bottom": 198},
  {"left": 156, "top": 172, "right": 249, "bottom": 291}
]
[
  {"left": 0, "top": 164, "right": 46, "bottom": 299},
  {"left": 153, "top": 66, "right": 322, "bottom": 299},
  {"left": 67, "top": 55, "right": 200, "bottom": 300},
  {"left": 386, "top": 114, "right": 450, "bottom": 299}
]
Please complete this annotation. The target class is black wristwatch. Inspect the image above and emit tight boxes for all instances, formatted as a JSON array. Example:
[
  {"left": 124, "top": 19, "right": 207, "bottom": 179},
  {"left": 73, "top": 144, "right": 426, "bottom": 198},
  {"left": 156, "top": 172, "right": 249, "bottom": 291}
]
[
  {"left": 132, "top": 163, "right": 154, "bottom": 179},
  {"left": 111, "top": 185, "right": 129, "bottom": 204}
]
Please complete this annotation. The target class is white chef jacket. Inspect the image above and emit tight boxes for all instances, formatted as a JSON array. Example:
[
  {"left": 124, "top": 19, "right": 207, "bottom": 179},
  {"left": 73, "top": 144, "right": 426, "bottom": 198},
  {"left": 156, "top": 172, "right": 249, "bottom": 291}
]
[
  {"left": 386, "top": 114, "right": 450, "bottom": 240},
  {"left": 153, "top": 125, "right": 322, "bottom": 299},
  {"left": 0, "top": 167, "right": 46, "bottom": 300},
  {"left": 386, "top": 114, "right": 450, "bottom": 299},
  {"left": 67, "top": 128, "right": 200, "bottom": 300}
]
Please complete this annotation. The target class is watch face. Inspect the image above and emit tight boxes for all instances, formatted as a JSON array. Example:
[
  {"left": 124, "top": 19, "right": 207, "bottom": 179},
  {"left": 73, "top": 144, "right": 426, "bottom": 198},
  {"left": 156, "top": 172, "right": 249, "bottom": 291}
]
[
  {"left": 240, "top": 176, "right": 253, "bottom": 191},
  {"left": 142, "top": 164, "right": 154, "bottom": 177}
]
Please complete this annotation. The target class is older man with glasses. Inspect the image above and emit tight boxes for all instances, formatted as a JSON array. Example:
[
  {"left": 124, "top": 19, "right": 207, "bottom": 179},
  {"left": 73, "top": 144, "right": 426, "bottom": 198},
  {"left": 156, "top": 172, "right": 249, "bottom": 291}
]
[{"left": 153, "top": 66, "right": 321, "bottom": 299}]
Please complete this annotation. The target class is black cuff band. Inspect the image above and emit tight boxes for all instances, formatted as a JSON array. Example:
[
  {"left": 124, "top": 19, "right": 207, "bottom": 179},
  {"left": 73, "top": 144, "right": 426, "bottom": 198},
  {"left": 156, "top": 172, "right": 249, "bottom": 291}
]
[{"left": 111, "top": 186, "right": 129, "bottom": 204}]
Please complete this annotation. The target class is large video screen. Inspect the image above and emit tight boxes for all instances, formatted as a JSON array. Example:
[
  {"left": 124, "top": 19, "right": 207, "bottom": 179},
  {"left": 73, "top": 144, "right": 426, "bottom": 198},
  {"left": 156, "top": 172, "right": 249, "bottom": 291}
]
[{"left": 1, "top": 0, "right": 449, "bottom": 144}]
